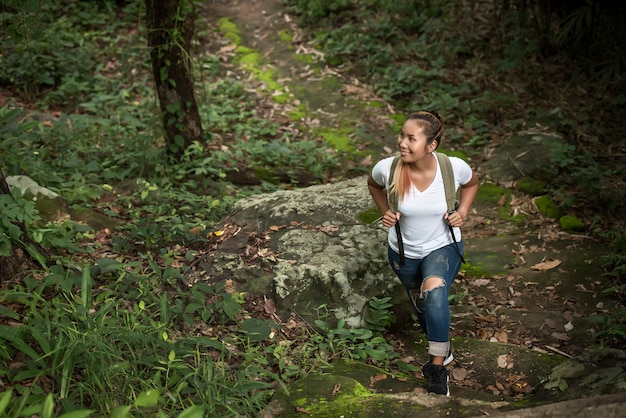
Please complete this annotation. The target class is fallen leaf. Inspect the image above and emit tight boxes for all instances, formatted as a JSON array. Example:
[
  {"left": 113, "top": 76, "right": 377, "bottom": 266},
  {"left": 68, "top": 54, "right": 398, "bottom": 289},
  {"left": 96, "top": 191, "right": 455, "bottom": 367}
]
[
  {"left": 451, "top": 367, "right": 468, "bottom": 381},
  {"left": 331, "top": 383, "right": 341, "bottom": 396},
  {"left": 544, "top": 318, "right": 557, "bottom": 329},
  {"left": 218, "top": 45, "right": 237, "bottom": 54},
  {"left": 264, "top": 297, "right": 276, "bottom": 315},
  {"left": 319, "top": 224, "right": 339, "bottom": 234},
  {"left": 370, "top": 374, "right": 387, "bottom": 385},
  {"left": 494, "top": 331, "right": 509, "bottom": 344},
  {"left": 551, "top": 332, "right": 571, "bottom": 341},
  {"left": 497, "top": 354, "right": 513, "bottom": 368},
  {"left": 531, "top": 259, "right": 561, "bottom": 271}
]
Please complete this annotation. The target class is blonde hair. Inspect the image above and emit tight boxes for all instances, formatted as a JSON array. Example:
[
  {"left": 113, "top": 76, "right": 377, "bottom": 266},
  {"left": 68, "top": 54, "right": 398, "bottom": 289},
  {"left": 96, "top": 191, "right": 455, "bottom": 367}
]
[{"left": 388, "top": 111, "right": 444, "bottom": 203}]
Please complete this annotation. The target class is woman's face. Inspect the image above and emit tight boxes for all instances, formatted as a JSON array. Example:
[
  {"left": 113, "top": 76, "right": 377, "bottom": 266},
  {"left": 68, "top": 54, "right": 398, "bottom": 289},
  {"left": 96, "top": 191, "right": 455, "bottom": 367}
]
[{"left": 397, "top": 119, "right": 433, "bottom": 163}]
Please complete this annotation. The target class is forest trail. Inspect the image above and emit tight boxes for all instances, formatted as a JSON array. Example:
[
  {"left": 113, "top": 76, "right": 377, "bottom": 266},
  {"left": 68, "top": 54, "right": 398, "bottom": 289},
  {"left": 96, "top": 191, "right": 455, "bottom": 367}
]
[{"left": 201, "top": 0, "right": 623, "bottom": 414}]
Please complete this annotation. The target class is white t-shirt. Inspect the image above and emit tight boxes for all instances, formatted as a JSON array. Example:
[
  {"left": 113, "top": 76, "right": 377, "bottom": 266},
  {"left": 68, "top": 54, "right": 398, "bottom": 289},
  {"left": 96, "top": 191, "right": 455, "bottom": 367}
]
[{"left": 371, "top": 153, "right": 473, "bottom": 259}]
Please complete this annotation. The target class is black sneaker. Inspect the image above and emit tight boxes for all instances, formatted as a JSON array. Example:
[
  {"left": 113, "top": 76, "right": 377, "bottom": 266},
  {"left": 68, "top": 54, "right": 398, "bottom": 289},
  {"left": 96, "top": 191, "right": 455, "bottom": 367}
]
[
  {"left": 421, "top": 347, "right": 453, "bottom": 378},
  {"left": 427, "top": 364, "right": 450, "bottom": 396}
]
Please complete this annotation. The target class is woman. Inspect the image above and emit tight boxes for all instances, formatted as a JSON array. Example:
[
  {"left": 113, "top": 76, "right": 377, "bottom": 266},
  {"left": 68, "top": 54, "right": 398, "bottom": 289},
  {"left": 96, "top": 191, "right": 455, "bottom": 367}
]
[{"left": 367, "top": 110, "right": 479, "bottom": 396}]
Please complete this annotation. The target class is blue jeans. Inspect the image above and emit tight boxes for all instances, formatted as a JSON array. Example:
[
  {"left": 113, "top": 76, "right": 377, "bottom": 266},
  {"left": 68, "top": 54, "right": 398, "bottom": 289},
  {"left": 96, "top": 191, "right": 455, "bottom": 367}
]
[{"left": 388, "top": 243, "right": 464, "bottom": 346}]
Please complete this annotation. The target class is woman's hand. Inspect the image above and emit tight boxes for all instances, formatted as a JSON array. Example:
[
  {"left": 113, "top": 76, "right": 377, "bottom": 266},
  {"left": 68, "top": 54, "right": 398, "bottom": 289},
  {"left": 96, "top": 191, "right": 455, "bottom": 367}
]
[
  {"left": 382, "top": 210, "right": 401, "bottom": 228},
  {"left": 444, "top": 210, "right": 465, "bottom": 228}
]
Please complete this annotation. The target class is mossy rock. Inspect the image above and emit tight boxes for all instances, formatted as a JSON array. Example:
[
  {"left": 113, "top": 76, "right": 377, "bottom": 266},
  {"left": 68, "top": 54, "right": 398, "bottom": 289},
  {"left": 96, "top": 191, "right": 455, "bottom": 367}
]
[
  {"left": 559, "top": 215, "right": 585, "bottom": 232},
  {"left": 516, "top": 177, "right": 546, "bottom": 196},
  {"left": 535, "top": 195, "right": 561, "bottom": 219},
  {"left": 358, "top": 207, "right": 382, "bottom": 224},
  {"left": 476, "top": 183, "right": 510, "bottom": 206}
]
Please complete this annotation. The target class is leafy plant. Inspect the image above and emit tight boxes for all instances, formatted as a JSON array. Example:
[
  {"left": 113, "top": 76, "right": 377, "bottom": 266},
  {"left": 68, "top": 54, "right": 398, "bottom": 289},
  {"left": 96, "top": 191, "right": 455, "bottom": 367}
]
[{"left": 310, "top": 299, "right": 399, "bottom": 367}]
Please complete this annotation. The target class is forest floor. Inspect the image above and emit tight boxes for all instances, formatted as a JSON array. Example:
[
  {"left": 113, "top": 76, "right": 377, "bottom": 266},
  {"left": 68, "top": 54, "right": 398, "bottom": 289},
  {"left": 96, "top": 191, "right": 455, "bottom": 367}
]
[{"left": 200, "top": 0, "right": 624, "bottom": 408}]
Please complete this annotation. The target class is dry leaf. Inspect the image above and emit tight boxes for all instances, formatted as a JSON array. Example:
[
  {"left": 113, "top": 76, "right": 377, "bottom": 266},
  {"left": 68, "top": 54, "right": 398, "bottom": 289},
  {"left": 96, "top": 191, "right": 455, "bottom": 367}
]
[
  {"left": 219, "top": 45, "right": 237, "bottom": 54},
  {"left": 331, "top": 383, "right": 341, "bottom": 396},
  {"left": 551, "top": 332, "right": 571, "bottom": 341},
  {"left": 531, "top": 259, "right": 562, "bottom": 271},
  {"left": 319, "top": 224, "right": 339, "bottom": 234},
  {"left": 497, "top": 354, "right": 513, "bottom": 368},
  {"left": 494, "top": 331, "right": 509, "bottom": 344},
  {"left": 264, "top": 297, "right": 276, "bottom": 315},
  {"left": 451, "top": 367, "right": 468, "bottom": 381},
  {"left": 544, "top": 318, "right": 557, "bottom": 329},
  {"left": 370, "top": 374, "right": 387, "bottom": 385}
]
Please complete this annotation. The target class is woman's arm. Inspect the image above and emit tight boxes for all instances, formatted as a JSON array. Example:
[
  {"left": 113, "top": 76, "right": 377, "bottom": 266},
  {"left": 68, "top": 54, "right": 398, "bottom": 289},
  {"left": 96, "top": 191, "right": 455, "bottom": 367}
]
[
  {"left": 445, "top": 171, "right": 479, "bottom": 227},
  {"left": 367, "top": 174, "right": 399, "bottom": 227}
]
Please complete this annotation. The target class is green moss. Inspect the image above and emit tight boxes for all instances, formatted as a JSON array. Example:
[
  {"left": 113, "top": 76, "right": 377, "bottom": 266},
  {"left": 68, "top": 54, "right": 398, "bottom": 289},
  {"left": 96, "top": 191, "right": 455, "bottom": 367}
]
[
  {"left": 278, "top": 29, "right": 293, "bottom": 44},
  {"left": 462, "top": 256, "right": 508, "bottom": 277},
  {"left": 218, "top": 18, "right": 240, "bottom": 44},
  {"left": 216, "top": 19, "right": 293, "bottom": 105},
  {"left": 286, "top": 106, "right": 307, "bottom": 121},
  {"left": 535, "top": 195, "right": 561, "bottom": 219},
  {"left": 367, "top": 100, "right": 384, "bottom": 109},
  {"left": 497, "top": 205, "right": 527, "bottom": 226},
  {"left": 516, "top": 177, "right": 546, "bottom": 196},
  {"left": 317, "top": 126, "right": 355, "bottom": 152},
  {"left": 295, "top": 53, "right": 315, "bottom": 64},
  {"left": 559, "top": 215, "right": 585, "bottom": 232},
  {"left": 476, "top": 182, "right": 511, "bottom": 206},
  {"left": 235, "top": 47, "right": 288, "bottom": 103},
  {"left": 320, "top": 74, "right": 343, "bottom": 90},
  {"left": 357, "top": 207, "right": 381, "bottom": 224}
]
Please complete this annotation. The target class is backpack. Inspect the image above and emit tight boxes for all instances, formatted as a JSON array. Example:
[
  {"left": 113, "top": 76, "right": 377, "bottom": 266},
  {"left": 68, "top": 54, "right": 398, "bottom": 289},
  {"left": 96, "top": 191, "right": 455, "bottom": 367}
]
[{"left": 387, "top": 152, "right": 465, "bottom": 264}]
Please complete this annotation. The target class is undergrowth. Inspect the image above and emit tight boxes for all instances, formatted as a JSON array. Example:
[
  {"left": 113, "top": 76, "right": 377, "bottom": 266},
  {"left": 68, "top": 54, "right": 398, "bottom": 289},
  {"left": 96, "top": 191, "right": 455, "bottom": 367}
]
[{"left": 0, "top": 0, "right": 395, "bottom": 415}]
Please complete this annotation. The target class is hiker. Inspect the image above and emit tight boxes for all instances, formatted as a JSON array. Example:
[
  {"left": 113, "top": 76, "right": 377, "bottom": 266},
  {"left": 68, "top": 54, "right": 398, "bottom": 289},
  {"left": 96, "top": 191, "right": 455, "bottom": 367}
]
[{"left": 367, "top": 110, "right": 479, "bottom": 396}]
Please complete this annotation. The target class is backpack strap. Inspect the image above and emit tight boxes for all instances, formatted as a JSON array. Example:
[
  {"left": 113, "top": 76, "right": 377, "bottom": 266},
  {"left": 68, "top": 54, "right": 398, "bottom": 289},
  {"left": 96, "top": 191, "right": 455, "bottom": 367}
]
[
  {"left": 389, "top": 152, "right": 465, "bottom": 264},
  {"left": 435, "top": 152, "right": 466, "bottom": 263},
  {"left": 435, "top": 152, "right": 459, "bottom": 212},
  {"left": 388, "top": 155, "right": 401, "bottom": 213}
]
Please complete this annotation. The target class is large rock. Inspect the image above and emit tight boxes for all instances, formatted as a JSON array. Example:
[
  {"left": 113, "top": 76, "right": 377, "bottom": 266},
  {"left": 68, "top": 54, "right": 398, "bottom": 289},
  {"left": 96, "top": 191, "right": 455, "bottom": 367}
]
[{"left": 200, "top": 176, "right": 408, "bottom": 327}]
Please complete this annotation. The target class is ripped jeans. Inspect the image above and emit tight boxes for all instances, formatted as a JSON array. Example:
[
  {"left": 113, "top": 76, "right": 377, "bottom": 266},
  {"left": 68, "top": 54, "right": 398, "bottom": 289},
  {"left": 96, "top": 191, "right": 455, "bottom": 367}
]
[{"left": 388, "top": 243, "right": 463, "bottom": 357}]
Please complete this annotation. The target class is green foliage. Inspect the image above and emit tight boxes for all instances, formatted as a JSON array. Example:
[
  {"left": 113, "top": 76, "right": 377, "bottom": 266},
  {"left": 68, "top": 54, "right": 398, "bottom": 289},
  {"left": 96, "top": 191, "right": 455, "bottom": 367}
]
[
  {"left": 364, "top": 296, "right": 396, "bottom": 333},
  {"left": 0, "top": 261, "right": 283, "bottom": 416},
  {"left": 585, "top": 233, "right": 626, "bottom": 348},
  {"left": 0, "top": 0, "right": 135, "bottom": 102},
  {"left": 311, "top": 300, "right": 399, "bottom": 367},
  {"left": 0, "top": 192, "right": 39, "bottom": 256},
  {"left": 544, "top": 139, "right": 625, "bottom": 212}
]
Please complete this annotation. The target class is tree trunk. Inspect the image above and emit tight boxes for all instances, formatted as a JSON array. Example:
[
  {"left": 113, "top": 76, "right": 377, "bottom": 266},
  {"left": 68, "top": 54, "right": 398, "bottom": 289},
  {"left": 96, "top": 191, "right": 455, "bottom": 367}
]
[
  {"left": 0, "top": 169, "right": 42, "bottom": 282},
  {"left": 146, "top": 0, "right": 204, "bottom": 159}
]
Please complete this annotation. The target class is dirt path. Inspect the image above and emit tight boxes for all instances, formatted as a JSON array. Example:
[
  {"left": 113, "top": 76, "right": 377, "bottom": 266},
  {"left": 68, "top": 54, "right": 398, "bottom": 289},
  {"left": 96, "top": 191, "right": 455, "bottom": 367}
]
[{"left": 201, "top": 0, "right": 622, "bottom": 406}]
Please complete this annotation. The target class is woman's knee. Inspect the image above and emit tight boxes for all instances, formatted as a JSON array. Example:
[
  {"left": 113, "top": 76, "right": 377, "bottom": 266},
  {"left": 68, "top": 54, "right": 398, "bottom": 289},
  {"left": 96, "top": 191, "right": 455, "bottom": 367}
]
[
  {"left": 422, "top": 279, "right": 448, "bottom": 308},
  {"left": 422, "top": 275, "right": 446, "bottom": 292}
]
